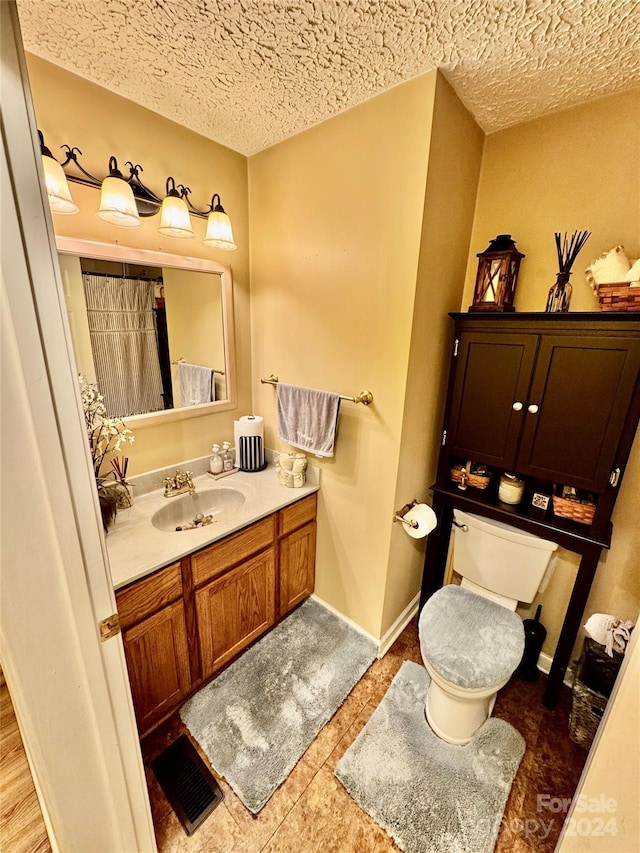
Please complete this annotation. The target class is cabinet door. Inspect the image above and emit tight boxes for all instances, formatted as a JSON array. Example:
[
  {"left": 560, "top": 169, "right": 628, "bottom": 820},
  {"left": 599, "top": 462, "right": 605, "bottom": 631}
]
[
  {"left": 279, "top": 520, "right": 316, "bottom": 617},
  {"left": 517, "top": 335, "right": 640, "bottom": 490},
  {"left": 448, "top": 333, "right": 538, "bottom": 468},
  {"left": 121, "top": 600, "right": 191, "bottom": 735},
  {"left": 195, "top": 550, "right": 276, "bottom": 679}
]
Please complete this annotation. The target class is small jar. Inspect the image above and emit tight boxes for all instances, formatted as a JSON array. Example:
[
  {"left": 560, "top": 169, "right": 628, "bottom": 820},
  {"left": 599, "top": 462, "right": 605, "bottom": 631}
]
[{"left": 499, "top": 472, "right": 525, "bottom": 505}]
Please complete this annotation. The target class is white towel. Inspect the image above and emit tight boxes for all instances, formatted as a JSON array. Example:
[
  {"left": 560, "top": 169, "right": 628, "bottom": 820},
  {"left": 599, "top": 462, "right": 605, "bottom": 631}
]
[
  {"left": 178, "top": 362, "right": 213, "bottom": 406},
  {"left": 277, "top": 382, "right": 341, "bottom": 458}
]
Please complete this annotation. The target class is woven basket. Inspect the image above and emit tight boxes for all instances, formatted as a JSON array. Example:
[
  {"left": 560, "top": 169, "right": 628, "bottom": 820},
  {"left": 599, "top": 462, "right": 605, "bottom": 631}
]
[
  {"left": 450, "top": 463, "right": 491, "bottom": 490},
  {"left": 569, "top": 676, "right": 606, "bottom": 749},
  {"left": 597, "top": 281, "right": 640, "bottom": 312},
  {"left": 552, "top": 490, "right": 596, "bottom": 525}
]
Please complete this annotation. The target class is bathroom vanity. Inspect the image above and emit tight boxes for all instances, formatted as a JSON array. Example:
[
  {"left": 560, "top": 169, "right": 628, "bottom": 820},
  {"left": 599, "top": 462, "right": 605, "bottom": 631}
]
[
  {"left": 108, "top": 470, "right": 318, "bottom": 736},
  {"left": 421, "top": 313, "right": 640, "bottom": 708}
]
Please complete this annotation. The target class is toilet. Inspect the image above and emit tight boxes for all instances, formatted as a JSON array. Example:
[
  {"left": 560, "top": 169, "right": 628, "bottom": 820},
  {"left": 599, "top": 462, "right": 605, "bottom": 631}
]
[{"left": 419, "top": 509, "right": 557, "bottom": 745}]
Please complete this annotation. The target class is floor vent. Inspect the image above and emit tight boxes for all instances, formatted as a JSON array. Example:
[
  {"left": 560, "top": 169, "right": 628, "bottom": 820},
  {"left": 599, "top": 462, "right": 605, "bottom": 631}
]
[{"left": 151, "top": 734, "right": 223, "bottom": 835}]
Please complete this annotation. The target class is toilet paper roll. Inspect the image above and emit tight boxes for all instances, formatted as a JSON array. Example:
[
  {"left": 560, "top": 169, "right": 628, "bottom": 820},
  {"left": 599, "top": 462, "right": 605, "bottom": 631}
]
[
  {"left": 402, "top": 503, "right": 437, "bottom": 539},
  {"left": 234, "top": 414, "right": 264, "bottom": 439}
]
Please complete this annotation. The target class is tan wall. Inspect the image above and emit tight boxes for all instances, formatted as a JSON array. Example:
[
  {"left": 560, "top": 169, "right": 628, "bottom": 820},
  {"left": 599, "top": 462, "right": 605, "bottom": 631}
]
[
  {"left": 382, "top": 74, "right": 484, "bottom": 635},
  {"left": 556, "top": 630, "right": 640, "bottom": 853},
  {"left": 25, "top": 55, "right": 251, "bottom": 474},
  {"left": 464, "top": 90, "right": 640, "bottom": 660},
  {"left": 249, "top": 75, "right": 438, "bottom": 638}
]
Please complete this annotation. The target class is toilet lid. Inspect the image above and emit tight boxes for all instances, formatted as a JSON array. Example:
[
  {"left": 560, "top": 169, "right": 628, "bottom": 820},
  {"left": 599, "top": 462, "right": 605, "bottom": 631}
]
[{"left": 419, "top": 585, "right": 525, "bottom": 690}]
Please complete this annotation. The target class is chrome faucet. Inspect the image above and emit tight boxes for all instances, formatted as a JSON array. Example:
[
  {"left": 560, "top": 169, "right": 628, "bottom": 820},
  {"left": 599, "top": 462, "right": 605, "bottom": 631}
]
[{"left": 163, "top": 469, "right": 196, "bottom": 498}]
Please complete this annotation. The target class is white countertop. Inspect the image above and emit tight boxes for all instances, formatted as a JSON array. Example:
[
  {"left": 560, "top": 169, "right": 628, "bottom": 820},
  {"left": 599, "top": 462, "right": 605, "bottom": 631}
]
[{"left": 106, "top": 464, "right": 319, "bottom": 590}]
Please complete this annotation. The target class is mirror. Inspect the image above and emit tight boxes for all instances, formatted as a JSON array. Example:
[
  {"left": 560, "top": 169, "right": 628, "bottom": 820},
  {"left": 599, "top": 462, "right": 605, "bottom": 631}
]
[{"left": 56, "top": 237, "right": 236, "bottom": 427}]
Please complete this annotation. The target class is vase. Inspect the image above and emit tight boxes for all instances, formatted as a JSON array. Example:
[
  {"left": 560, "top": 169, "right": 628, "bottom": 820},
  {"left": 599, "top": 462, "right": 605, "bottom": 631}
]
[
  {"left": 108, "top": 480, "right": 133, "bottom": 509},
  {"left": 546, "top": 272, "right": 572, "bottom": 312},
  {"left": 98, "top": 480, "right": 132, "bottom": 532}
]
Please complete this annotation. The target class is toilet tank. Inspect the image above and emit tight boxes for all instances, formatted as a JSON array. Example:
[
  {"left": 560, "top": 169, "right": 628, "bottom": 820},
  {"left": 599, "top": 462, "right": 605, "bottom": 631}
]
[{"left": 452, "top": 510, "right": 558, "bottom": 604}]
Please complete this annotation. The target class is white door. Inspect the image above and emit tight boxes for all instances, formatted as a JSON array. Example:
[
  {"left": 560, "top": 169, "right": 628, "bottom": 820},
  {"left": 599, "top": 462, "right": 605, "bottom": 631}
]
[{"left": 1, "top": 4, "right": 156, "bottom": 850}]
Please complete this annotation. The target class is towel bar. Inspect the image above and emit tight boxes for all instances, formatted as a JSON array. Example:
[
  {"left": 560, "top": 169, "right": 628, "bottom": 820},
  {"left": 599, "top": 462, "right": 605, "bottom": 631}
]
[
  {"left": 260, "top": 374, "right": 373, "bottom": 406},
  {"left": 172, "top": 357, "right": 225, "bottom": 375}
]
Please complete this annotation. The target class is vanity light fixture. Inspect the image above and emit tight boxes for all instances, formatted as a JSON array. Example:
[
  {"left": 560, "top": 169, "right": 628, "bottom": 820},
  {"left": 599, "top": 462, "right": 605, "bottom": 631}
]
[{"left": 37, "top": 129, "right": 237, "bottom": 250}]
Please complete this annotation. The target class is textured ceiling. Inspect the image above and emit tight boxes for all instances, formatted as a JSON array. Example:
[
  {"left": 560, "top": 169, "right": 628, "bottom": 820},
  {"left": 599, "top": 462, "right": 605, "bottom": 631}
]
[{"left": 16, "top": 0, "right": 640, "bottom": 156}]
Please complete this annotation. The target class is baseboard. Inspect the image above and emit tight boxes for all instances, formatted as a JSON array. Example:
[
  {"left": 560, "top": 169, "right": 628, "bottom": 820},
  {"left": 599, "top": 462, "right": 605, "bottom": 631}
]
[
  {"left": 310, "top": 595, "right": 379, "bottom": 649},
  {"left": 537, "top": 651, "right": 575, "bottom": 688},
  {"left": 377, "top": 593, "right": 421, "bottom": 659}
]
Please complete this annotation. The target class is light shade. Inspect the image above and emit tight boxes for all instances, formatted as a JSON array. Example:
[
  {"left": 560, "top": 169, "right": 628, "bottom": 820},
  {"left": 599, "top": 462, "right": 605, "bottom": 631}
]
[
  {"left": 42, "top": 154, "right": 79, "bottom": 214},
  {"left": 96, "top": 158, "right": 141, "bottom": 228},
  {"left": 38, "top": 131, "right": 79, "bottom": 215},
  {"left": 204, "top": 195, "right": 237, "bottom": 251},
  {"left": 158, "top": 191, "right": 194, "bottom": 238}
]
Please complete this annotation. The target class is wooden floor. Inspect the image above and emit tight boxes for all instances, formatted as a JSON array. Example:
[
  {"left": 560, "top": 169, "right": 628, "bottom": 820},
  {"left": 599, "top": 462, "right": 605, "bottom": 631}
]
[
  {"left": 0, "top": 668, "right": 51, "bottom": 853},
  {"left": 142, "top": 622, "right": 588, "bottom": 853}
]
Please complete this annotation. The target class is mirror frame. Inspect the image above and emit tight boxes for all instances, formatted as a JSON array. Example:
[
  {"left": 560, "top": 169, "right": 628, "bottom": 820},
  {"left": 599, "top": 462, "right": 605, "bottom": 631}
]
[{"left": 56, "top": 236, "right": 237, "bottom": 427}]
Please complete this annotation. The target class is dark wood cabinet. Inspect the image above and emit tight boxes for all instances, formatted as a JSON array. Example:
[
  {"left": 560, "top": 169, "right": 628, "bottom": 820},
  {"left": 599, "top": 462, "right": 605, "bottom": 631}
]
[
  {"left": 447, "top": 332, "right": 538, "bottom": 469},
  {"left": 516, "top": 334, "right": 640, "bottom": 491},
  {"left": 424, "top": 313, "right": 640, "bottom": 708}
]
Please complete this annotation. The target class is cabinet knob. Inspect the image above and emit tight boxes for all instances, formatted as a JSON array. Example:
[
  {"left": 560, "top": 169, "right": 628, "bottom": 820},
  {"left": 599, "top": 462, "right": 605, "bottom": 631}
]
[
  {"left": 512, "top": 401, "right": 523, "bottom": 411},
  {"left": 527, "top": 403, "right": 539, "bottom": 414}
]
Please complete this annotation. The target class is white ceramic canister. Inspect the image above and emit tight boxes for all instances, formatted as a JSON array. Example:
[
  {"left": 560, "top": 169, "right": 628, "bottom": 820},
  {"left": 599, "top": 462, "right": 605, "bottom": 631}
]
[{"left": 499, "top": 472, "right": 525, "bottom": 505}]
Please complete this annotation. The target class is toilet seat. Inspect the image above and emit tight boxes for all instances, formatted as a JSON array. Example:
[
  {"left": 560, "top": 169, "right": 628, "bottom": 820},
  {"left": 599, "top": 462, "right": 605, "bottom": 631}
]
[{"left": 419, "top": 585, "right": 525, "bottom": 690}]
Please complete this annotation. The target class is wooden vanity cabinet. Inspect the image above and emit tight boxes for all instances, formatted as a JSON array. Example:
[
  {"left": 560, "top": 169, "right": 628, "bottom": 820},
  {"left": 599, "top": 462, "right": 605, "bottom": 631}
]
[
  {"left": 278, "top": 494, "right": 317, "bottom": 617},
  {"left": 115, "top": 563, "right": 191, "bottom": 734},
  {"left": 115, "top": 494, "right": 317, "bottom": 736}
]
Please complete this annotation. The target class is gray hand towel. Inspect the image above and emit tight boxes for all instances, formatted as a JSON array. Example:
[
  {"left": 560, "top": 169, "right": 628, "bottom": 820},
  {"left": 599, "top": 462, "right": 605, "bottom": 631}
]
[
  {"left": 178, "top": 362, "right": 213, "bottom": 406},
  {"left": 277, "top": 382, "right": 341, "bottom": 457}
]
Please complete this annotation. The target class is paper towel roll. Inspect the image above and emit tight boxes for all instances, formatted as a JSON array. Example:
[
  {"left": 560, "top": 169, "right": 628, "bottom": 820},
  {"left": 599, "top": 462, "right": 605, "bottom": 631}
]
[
  {"left": 234, "top": 415, "right": 265, "bottom": 471},
  {"left": 402, "top": 503, "right": 437, "bottom": 539}
]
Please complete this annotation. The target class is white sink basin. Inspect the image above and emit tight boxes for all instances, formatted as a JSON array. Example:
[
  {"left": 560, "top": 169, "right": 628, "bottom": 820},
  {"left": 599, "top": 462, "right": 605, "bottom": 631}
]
[{"left": 151, "top": 487, "right": 245, "bottom": 532}]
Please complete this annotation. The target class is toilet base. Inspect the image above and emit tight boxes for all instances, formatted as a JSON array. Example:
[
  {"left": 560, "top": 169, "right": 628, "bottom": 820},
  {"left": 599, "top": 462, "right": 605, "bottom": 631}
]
[{"left": 423, "top": 667, "right": 506, "bottom": 745}]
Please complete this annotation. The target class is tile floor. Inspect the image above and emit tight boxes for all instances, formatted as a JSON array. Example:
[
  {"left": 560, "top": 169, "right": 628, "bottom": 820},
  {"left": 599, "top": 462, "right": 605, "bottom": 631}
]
[{"left": 142, "top": 622, "right": 588, "bottom": 853}]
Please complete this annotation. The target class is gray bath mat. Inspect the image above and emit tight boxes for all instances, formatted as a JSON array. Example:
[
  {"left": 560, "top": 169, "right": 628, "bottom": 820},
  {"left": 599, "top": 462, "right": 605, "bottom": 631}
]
[
  {"left": 180, "top": 598, "right": 377, "bottom": 813},
  {"left": 335, "top": 661, "right": 525, "bottom": 853}
]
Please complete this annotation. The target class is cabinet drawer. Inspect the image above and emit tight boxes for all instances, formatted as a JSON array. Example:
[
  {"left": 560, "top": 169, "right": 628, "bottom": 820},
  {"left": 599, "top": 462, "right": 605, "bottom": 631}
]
[
  {"left": 191, "top": 515, "right": 275, "bottom": 587},
  {"left": 278, "top": 494, "right": 317, "bottom": 537},
  {"left": 116, "top": 562, "right": 183, "bottom": 631}
]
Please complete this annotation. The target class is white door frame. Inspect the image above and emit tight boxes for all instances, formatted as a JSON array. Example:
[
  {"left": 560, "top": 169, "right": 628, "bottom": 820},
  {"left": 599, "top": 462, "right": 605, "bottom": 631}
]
[{"left": 1, "top": 4, "right": 155, "bottom": 850}]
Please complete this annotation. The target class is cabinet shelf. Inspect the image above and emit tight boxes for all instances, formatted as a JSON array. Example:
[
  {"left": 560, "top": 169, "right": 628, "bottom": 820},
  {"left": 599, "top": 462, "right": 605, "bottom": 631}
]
[{"left": 432, "top": 484, "right": 612, "bottom": 551}]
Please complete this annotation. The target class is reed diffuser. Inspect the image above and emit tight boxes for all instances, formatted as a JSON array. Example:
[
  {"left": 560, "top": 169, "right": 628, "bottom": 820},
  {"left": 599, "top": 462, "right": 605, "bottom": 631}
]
[{"left": 546, "top": 230, "right": 591, "bottom": 312}]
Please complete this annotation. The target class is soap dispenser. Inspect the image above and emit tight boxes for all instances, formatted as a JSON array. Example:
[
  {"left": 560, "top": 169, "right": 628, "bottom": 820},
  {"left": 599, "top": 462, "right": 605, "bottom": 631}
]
[
  {"left": 210, "top": 443, "right": 223, "bottom": 475},
  {"left": 221, "top": 440, "right": 234, "bottom": 471}
]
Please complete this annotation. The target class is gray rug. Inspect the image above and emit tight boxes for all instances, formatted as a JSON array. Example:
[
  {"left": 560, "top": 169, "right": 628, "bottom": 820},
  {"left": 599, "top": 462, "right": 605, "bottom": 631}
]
[
  {"left": 180, "top": 598, "right": 377, "bottom": 813},
  {"left": 335, "top": 661, "right": 525, "bottom": 853}
]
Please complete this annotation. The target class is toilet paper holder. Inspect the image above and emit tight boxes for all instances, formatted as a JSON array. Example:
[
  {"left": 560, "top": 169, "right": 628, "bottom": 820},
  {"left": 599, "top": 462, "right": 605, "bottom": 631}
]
[{"left": 393, "top": 500, "right": 420, "bottom": 529}]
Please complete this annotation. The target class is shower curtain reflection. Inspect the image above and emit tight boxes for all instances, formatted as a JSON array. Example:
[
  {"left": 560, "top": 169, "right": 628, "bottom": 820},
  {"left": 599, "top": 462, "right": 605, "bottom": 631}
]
[{"left": 83, "top": 273, "right": 166, "bottom": 418}]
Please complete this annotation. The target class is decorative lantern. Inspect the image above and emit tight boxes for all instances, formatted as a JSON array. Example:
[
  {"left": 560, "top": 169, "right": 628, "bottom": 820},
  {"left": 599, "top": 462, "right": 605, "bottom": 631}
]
[{"left": 469, "top": 234, "right": 524, "bottom": 312}]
